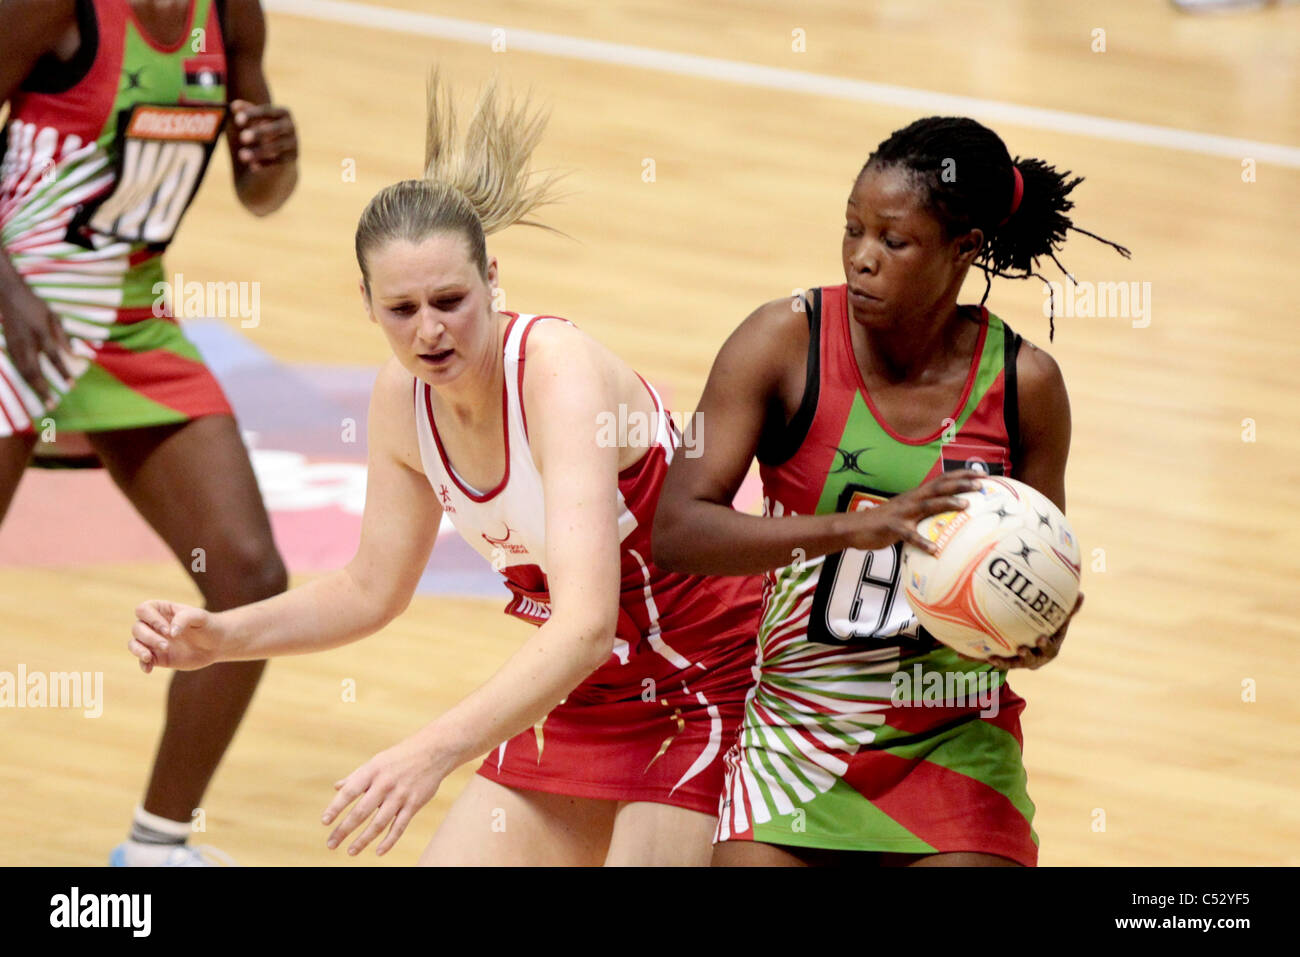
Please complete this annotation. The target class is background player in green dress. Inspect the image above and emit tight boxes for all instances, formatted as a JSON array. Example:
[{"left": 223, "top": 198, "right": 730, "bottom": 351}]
[
  {"left": 654, "top": 117, "right": 1127, "bottom": 865},
  {"left": 0, "top": 0, "right": 297, "bottom": 865}
]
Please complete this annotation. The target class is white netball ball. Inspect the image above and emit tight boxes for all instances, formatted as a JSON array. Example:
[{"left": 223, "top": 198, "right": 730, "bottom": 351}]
[{"left": 901, "top": 476, "right": 1081, "bottom": 660}]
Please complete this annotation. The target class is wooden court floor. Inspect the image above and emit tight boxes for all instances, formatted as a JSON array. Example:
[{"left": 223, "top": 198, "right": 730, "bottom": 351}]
[{"left": 1, "top": 0, "right": 1297, "bottom": 865}]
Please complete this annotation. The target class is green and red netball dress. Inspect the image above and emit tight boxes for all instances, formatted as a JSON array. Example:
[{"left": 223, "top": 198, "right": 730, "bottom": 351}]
[
  {"left": 0, "top": 0, "right": 232, "bottom": 437},
  {"left": 714, "top": 284, "right": 1039, "bottom": 865}
]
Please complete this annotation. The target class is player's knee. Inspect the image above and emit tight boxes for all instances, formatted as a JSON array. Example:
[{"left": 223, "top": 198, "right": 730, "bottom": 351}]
[
  {"left": 196, "top": 538, "right": 288, "bottom": 605},
  {"left": 234, "top": 547, "right": 289, "bottom": 603}
]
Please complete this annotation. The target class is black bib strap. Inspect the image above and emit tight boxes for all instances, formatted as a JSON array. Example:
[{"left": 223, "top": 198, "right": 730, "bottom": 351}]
[
  {"left": 758, "top": 286, "right": 822, "bottom": 467},
  {"left": 22, "top": 0, "right": 99, "bottom": 95},
  {"left": 1002, "top": 320, "right": 1024, "bottom": 472}
]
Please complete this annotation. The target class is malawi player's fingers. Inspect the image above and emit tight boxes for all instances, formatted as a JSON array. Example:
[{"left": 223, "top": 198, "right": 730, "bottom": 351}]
[
  {"left": 11, "top": 343, "right": 53, "bottom": 403},
  {"left": 45, "top": 305, "right": 74, "bottom": 354},
  {"left": 899, "top": 523, "right": 938, "bottom": 555},
  {"left": 917, "top": 495, "right": 968, "bottom": 518},
  {"left": 36, "top": 352, "right": 70, "bottom": 399},
  {"left": 237, "top": 115, "right": 294, "bottom": 144},
  {"left": 1067, "top": 592, "right": 1085, "bottom": 621},
  {"left": 229, "top": 100, "right": 283, "bottom": 126},
  {"left": 41, "top": 314, "right": 74, "bottom": 380},
  {"left": 918, "top": 471, "right": 982, "bottom": 495},
  {"left": 1024, "top": 647, "right": 1053, "bottom": 670},
  {"left": 1009, "top": 644, "right": 1048, "bottom": 669},
  {"left": 241, "top": 135, "right": 295, "bottom": 168}
]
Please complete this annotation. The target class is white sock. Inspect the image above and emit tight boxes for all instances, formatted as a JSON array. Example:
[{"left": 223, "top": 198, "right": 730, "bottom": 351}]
[{"left": 128, "top": 805, "right": 192, "bottom": 847}]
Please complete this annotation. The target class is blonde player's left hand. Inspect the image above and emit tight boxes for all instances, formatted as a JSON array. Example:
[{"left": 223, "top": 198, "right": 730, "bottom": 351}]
[
  {"left": 129, "top": 600, "right": 224, "bottom": 672},
  {"left": 321, "top": 727, "right": 452, "bottom": 856},
  {"left": 982, "top": 592, "right": 1084, "bottom": 671}
]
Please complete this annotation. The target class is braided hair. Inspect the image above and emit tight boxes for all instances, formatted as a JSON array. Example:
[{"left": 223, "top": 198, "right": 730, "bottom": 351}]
[{"left": 861, "top": 116, "right": 1129, "bottom": 338}]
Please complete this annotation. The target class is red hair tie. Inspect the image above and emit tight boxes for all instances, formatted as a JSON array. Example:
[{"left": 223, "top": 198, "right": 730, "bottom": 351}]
[{"left": 999, "top": 165, "right": 1024, "bottom": 226}]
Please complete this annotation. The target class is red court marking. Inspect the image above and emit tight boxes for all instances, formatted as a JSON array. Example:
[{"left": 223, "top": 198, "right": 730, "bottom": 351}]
[
  {"left": 0, "top": 468, "right": 362, "bottom": 571},
  {"left": 0, "top": 470, "right": 173, "bottom": 566},
  {"left": 0, "top": 452, "right": 763, "bottom": 570}
]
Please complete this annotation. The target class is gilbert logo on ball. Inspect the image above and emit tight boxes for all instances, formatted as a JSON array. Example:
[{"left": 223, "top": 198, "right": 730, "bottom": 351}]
[{"left": 901, "top": 477, "right": 1081, "bottom": 660}]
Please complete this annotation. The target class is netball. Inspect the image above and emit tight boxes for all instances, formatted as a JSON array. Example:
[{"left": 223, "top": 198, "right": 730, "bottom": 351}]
[{"left": 902, "top": 477, "right": 1082, "bottom": 660}]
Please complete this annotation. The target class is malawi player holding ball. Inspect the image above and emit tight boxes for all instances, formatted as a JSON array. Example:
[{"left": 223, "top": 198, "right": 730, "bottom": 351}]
[{"left": 654, "top": 117, "right": 1130, "bottom": 866}]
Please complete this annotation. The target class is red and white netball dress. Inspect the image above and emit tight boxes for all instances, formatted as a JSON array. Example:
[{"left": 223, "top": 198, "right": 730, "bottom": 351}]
[{"left": 413, "top": 312, "right": 761, "bottom": 813}]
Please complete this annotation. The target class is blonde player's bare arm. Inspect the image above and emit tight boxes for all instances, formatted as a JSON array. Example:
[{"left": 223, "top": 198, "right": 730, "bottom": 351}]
[{"left": 130, "top": 355, "right": 441, "bottom": 667}]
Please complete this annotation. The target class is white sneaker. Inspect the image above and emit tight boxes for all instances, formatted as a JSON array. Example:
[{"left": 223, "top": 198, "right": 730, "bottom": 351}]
[{"left": 109, "top": 841, "right": 238, "bottom": 866}]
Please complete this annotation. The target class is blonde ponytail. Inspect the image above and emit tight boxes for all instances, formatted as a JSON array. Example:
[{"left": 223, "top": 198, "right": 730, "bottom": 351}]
[{"left": 356, "top": 71, "right": 564, "bottom": 287}]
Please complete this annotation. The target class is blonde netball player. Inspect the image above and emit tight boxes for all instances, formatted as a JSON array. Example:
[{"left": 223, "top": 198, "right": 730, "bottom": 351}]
[
  {"left": 654, "top": 117, "right": 1126, "bottom": 866},
  {"left": 1, "top": 0, "right": 296, "bottom": 866},
  {"left": 127, "top": 75, "right": 762, "bottom": 865}
]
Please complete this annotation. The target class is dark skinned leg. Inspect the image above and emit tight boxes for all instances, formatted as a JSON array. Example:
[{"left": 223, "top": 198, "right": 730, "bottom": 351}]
[
  {"left": 712, "top": 840, "right": 809, "bottom": 866},
  {"left": 90, "top": 415, "right": 287, "bottom": 823},
  {"left": 714, "top": 841, "right": 1019, "bottom": 866},
  {"left": 883, "top": 851, "right": 1021, "bottom": 866},
  {"left": 712, "top": 840, "right": 882, "bottom": 866},
  {"left": 0, "top": 433, "right": 36, "bottom": 520}
]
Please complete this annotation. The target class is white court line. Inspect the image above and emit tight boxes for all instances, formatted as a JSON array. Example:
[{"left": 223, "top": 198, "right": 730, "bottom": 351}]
[{"left": 266, "top": 0, "right": 1300, "bottom": 168}]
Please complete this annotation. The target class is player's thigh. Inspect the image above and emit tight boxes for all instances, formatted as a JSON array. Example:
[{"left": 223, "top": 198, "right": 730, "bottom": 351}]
[
  {"left": 882, "top": 851, "right": 1021, "bottom": 867},
  {"left": 711, "top": 839, "right": 814, "bottom": 866},
  {"left": 419, "top": 774, "right": 618, "bottom": 866},
  {"left": 0, "top": 433, "right": 36, "bottom": 521},
  {"left": 714, "top": 841, "right": 1018, "bottom": 867},
  {"left": 88, "top": 416, "right": 285, "bottom": 601},
  {"left": 605, "top": 801, "right": 716, "bottom": 866}
]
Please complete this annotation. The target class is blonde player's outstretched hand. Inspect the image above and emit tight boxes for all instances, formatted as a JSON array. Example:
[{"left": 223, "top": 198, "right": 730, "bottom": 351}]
[
  {"left": 129, "top": 601, "right": 222, "bottom": 673},
  {"left": 321, "top": 727, "right": 451, "bottom": 856}
]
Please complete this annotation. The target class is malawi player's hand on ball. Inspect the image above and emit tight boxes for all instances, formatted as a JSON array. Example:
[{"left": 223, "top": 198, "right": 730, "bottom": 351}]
[
  {"left": 129, "top": 600, "right": 223, "bottom": 672},
  {"left": 980, "top": 592, "right": 1084, "bottom": 671},
  {"left": 842, "top": 470, "right": 985, "bottom": 553}
]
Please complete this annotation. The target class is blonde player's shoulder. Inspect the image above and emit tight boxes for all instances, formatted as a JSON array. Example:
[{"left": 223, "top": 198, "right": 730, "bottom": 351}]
[
  {"left": 518, "top": 313, "right": 614, "bottom": 390},
  {"left": 519, "top": 312, "right": 597, "bottom": 359},
  {"left": 369, "top": 356, "right": 424, "bottom": 472},
  {"left": 371, "top": 354, "right": 418, "bottom": 416},
  {"left": 515, "top": 314, "right": 626, "bottom": 473}
]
